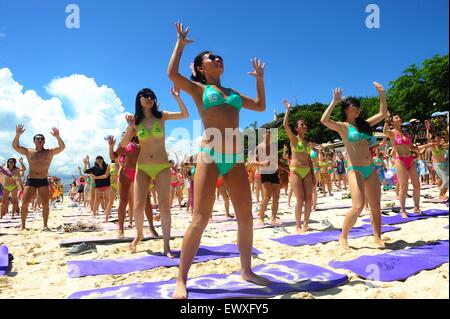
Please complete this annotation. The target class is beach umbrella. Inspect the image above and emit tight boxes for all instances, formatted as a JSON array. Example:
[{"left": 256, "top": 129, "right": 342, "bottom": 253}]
[
  {"left": 431, "top": 112, "right": 441, "bottom": 117},
  {"left": 410, "top": 119, "right": 419, "bottom": 122}
]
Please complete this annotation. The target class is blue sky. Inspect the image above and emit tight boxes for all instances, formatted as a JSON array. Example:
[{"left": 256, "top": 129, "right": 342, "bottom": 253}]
[{"left": 0, "top": 0, "right": 448, "bottom": 177}]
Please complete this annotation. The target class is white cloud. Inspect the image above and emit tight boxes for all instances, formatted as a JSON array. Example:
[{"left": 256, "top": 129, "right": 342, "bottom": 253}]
[
  {"left": 0, "top": 68, "right": 127, "bottom": 178},
  {"left": 0, "top": 68, "right": 204, "bottom": 178}
]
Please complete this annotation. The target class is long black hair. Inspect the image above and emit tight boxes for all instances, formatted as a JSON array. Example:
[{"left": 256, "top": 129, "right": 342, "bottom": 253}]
[
  {"left": 135, "top": 88, "right": 162, "bottom": 125},
  {"left": 191, "top": 51, "right": 211, "bottom": 84},
  {"left": 7, "top": 158, "right": 18, "bottom": 170},
  {"left": 340, "top": 97, "right": 373, "bottom": 136}
]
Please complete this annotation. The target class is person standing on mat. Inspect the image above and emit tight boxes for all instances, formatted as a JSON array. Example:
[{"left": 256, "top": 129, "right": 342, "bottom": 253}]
[
  {"left": 383, "top": 114, "right": 422, "bottom": 217},
  {"left": 168, "top": 22, "right": 270, "bottom": 299},
  {"left": 122, "top": 85, "right": 189, "bottom": 255},
  {"left": 321, "top": 83, "right": 388, "bottom": 250},
  {"left": 254, "top": 129, "right": 281, "bottom": 226},
  {"left": 283, "top": 99, "right": 315, "bottom": 233},
  {"left": 12, "top": 125, "right": 65, "bottom": 230}
]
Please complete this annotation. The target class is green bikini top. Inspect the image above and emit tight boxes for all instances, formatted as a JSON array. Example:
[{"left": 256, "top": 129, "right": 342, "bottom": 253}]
[
  {"left": 203, "top": 85, "right": 242, "bottom": 112},
  {"left": 137, "top": 121, "right": 164, "bottom": 140},
  {"left": 434, "top": 145, "right": 445, "bottom": 157},
  {"left": 347, "top": 124, "right": 377, "bottom": 147},
  {"left": 294, "top": 140, "right": 311, "bottom": 154},
  {"left": 319, "top": 161, "right": 328, "bottom": 168},
  {"left": 110, "top": 164, "right": 118, "bottom": 177},
  {"left": 374, "top": 157, "right": 384, "bottom": 164}
]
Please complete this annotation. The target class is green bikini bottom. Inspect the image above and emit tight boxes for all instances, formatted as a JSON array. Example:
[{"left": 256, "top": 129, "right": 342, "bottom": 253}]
[{"left": 199, "top": 147, "right": 244, "bottom": 177}]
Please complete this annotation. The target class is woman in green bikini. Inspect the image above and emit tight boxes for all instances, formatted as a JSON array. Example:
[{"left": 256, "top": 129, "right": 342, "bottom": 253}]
[
  {"left": 168, "top": 22, "right": 270, "bottom": 299},
  {"left": 0, "top": 158, "right": 25, "bottom": 219},
  {"left": 321, "top": 83, "right": 388, "bottom": 250},
  {"left": 122, "top": 86, "right": 188, "bottom": 255},
  {"left": 283, "top": 100, "right": 315, "bottom": 233}
]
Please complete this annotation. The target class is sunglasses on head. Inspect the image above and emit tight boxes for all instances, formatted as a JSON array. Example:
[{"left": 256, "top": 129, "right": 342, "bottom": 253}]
[
  {"left": 206, "top": 54, "right": 223, "bottom": 62},
  {"left": 141, "top": 92, "right": 156, "bottom": 100}
]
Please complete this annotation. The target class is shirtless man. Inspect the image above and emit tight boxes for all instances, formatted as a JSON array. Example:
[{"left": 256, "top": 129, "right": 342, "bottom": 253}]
[
  {"left": 12, "top": 124, "right": 65, "bottom": 230},
  {"left": 254, "top": 129, "right": 281, "bottom": 225}
]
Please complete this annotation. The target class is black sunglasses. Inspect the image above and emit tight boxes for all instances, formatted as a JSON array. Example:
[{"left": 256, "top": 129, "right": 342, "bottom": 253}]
[
  {"left": 35, "top": 136, "right": 45, "bottom": 141},
  {"left": 141, "top": 92, "right": 156, "bottom": 100},
  {"left": 207, "top": 54, "right": 223, "bottom": 62}
]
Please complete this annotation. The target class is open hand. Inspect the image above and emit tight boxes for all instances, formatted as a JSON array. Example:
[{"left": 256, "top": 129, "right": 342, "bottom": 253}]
[
  {"left": 373, "top": 82, "right": 385, "bottom": 94},
  {"left": 175, "top": 22, "right": 194, "bottom": 46},
  {"left": 248, "top": 58, "right": 265, "bottom": 80},
  {"left": 332, "top": 88, "right": 343, "bottom": 104},
  {"left": 16, "top": 124, "right": 25, "bottom": 135},
  {"left": 283, "top": 99, "right": 292, "bottom": 111},
  {"left": 50, "top": 127, "right": 60, "bottom": 138},
  {"left": 125, "top": 114, "right": 135, "bottom": 126}
]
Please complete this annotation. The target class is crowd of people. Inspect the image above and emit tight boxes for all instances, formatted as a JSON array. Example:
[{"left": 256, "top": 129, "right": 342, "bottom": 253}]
[{"left": 0, "top": 22, "right": 448, "bottom": 299}]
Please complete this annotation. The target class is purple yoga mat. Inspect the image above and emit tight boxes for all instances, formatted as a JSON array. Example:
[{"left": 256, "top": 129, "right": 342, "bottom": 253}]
[
  {"left": 363, "top": 209, "right": 448, "bottom": 225},
  {"left": 329, "top": 240, "right": 449, "bottom": 282},
  {"left": 0, "top": 245, "right": 9, "bottom": 276},
  {"left": 68, "top": 244, "right": 261, "bottom": 278},
  {"left": 270, "top": 224, "right": 401, "bottom": 247},
  {"left": 68, "top": 260, "right": 348, "bottom": 299}
]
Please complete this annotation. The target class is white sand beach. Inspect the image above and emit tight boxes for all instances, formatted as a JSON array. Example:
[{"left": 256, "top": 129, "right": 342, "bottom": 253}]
[{"left": 0, "top": 185, "right": 448, "bottom": 299}]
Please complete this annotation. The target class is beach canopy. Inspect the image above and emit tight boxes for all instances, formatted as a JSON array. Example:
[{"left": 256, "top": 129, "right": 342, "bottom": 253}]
[{"left": 431, "top": 111, "right": 448, "bottom": 117}]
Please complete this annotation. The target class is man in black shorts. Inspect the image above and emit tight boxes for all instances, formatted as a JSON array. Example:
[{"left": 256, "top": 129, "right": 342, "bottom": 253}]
[
  {"left": 253, "top": 129, "right": 281, "bottom": 225},
  {"left": 12, "top": 124, "right": 65, "bottom": 230}
]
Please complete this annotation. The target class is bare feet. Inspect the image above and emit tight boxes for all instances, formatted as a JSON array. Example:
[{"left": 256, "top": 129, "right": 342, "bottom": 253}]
[
  {"left": 129, "top": 234, "right": 144, "bottom": 253},
  {"left": 257, "top": 219, "right": 265, "bottom": 226},
  {"left": 172, "top": 280, "right": 188, "bottom": 299},
  {"left": 270, "top": 218, "right": 281, "bottom": 226},
  {"left": 400, "top": 210, "right": 408, "bottom": 218},
  {"left": 295, "top": 226, "right": 304, "bottom": 234},
  {"left": 241, "top": 270, "right": 271, "bottom": 286},
  {"left": 413, "top": 208, "right": 424, "bottom": 215},
  {"left": 302, "top": 225, "right": 312, "bottom": 233},
  {"left": 149, "top": 227, "right": 159, "bottom": 237},
  {"left": 42, "top": 226, "right": 51, "bottom": 232},
  {"left": 374, "top": 238, "right": 386, "bottom": 248},
  {"left": 118, "top": 231, "right": 124, "bottom": 239},
  {"left": 164, "top": 250, "right": 176, "bottom": 259},
  {"left": 339, "top": 236, "right": 351, "bottom": 250}
]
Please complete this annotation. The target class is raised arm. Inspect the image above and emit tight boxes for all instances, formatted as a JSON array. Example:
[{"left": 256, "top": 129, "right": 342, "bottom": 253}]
[
  {"left": 240, "top": 59, "right": 266, "bottom": 112},
  {"left": 120, "top": 115, "right": 136, "bottom": 148},
  {"left": 49, "top": 127, "right": 65, "bottom": 155},
  {"left": 424, "top": 120, "right": 433, "bottom": 142},
  {"left": 12, "top": 124, "right": 29, "bottom": 156},
  {"left": 106, "top": 136, "right": 118, "bottom": 161},
  {"left": 320, "top": 88, "right": 346, "bottom": 134},
  {"left": 366, "top": 82, "right": 388, "bottom": 127},
  {"left": 18, "top": 157, "right": 26, "bottom": 173},
  {"left": 282, "top": 99, "right": 298, "bottom": 142},
  {"left": 167, "top": 22, "right": 202, "bottom": 98},
  {"left": 162, "top": 87, "right": 190, "bottom": 120}
]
